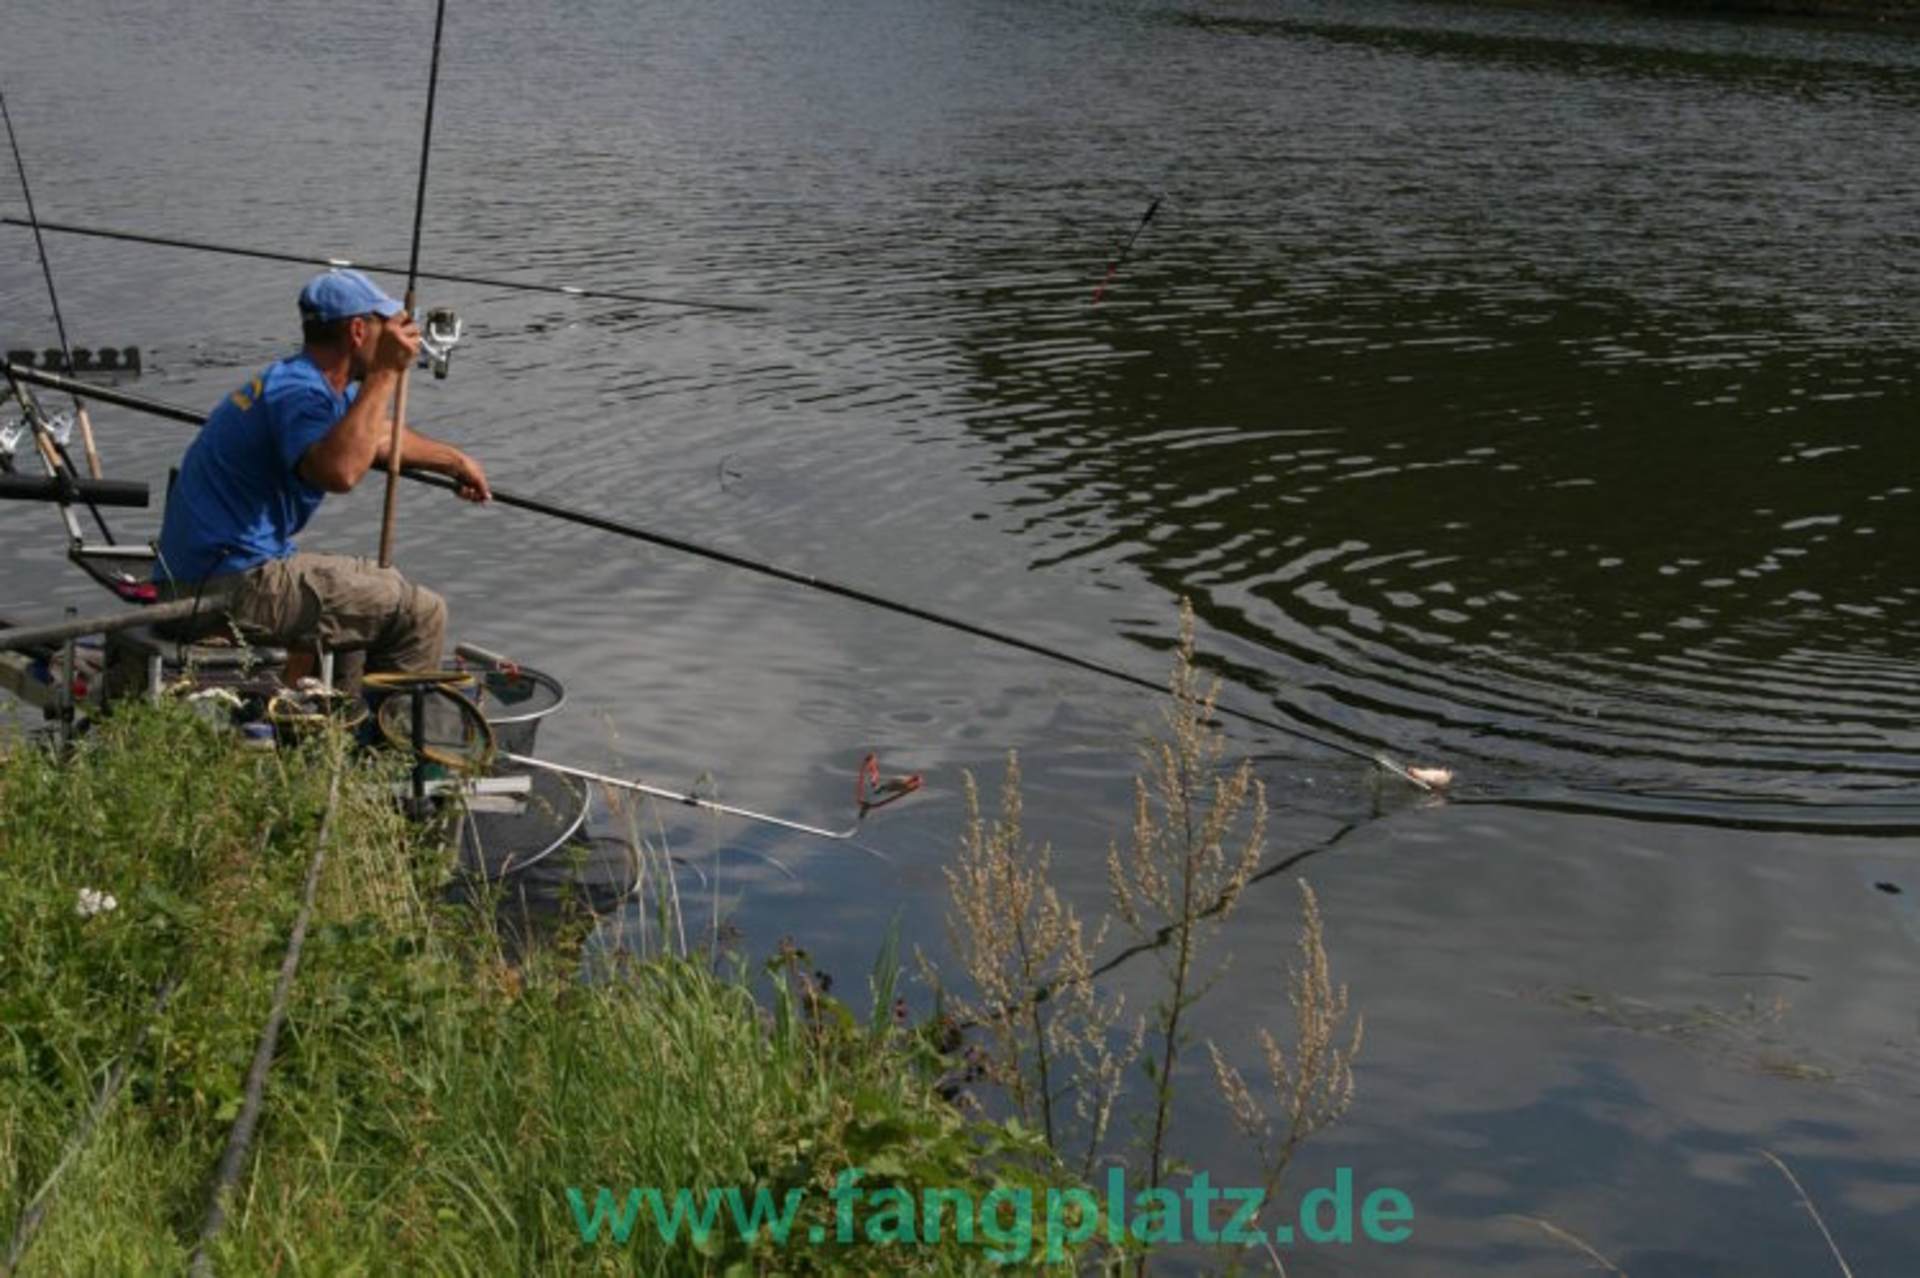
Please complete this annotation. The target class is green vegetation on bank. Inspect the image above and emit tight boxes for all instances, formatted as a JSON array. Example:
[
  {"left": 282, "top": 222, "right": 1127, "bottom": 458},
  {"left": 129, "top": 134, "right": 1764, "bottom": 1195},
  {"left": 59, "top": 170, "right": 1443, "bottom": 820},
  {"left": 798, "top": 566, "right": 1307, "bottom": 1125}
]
[
  {"left": 0, "top": 706, "right": 1077, "bottom": 1274},
  {"left": 1, "top": 607, "right": 1364, "bottom": 1275}
]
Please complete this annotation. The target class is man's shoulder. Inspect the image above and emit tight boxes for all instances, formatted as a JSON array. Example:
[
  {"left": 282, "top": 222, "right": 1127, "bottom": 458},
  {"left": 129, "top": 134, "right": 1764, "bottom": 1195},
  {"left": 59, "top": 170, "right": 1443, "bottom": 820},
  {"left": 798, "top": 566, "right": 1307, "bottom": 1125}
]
[
  {"left": 262, "top": 355, "right": 344, "bottom": 417},
  {"left": 262, "top": 353, "right": 329, "bottom": 395}
]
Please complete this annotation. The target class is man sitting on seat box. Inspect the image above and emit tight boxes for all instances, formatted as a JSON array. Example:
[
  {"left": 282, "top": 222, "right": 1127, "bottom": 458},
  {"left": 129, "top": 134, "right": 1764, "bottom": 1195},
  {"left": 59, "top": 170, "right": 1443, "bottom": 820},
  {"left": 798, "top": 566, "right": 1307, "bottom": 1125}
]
[{"left": 154, "top": 268, "right": 489, "bottom": 681}]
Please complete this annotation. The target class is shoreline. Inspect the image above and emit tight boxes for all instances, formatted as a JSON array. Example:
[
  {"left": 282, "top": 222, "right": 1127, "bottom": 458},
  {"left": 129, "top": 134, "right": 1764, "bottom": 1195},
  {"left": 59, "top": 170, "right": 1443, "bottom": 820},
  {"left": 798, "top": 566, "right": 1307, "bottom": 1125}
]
[{"left": 1424, "top": 0, "right": 1920, "bottom": 30}]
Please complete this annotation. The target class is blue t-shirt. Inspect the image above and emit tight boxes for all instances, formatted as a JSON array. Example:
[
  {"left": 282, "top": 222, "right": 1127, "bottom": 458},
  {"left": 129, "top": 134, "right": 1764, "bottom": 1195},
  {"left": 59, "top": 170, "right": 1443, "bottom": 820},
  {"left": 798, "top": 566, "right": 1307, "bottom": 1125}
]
[{"left": 155, "top": 354, "right": 358, "bottom": 584}]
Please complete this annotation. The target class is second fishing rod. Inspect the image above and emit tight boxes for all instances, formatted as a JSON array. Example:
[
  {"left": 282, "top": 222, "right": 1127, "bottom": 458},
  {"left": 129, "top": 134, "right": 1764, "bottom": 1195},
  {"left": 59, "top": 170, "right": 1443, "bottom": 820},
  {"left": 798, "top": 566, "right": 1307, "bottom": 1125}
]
[
  {"left": 0, "top": 79, "right": 118, "bottom": 547},
  {"left": 3, "top": 358, "right": 1445, "bottom": 789}
]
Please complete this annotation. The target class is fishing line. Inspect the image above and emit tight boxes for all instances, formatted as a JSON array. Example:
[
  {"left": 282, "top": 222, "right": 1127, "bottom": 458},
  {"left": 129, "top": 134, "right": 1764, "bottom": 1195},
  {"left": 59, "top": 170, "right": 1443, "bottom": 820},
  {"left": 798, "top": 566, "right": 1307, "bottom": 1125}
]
[
  {"left": 953, "top": 817, "right": 1371, "bottom": 1036},
  {"left": 0, "top": 215, "right": 765, "bottom": 315}
]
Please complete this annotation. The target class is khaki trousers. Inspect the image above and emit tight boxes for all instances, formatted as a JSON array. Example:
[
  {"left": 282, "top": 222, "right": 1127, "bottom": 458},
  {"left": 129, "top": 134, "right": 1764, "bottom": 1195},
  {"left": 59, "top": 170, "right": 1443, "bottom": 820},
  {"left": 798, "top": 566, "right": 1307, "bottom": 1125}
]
[{"left": 161, "top": 552, "right": 447, "bottom": 676}]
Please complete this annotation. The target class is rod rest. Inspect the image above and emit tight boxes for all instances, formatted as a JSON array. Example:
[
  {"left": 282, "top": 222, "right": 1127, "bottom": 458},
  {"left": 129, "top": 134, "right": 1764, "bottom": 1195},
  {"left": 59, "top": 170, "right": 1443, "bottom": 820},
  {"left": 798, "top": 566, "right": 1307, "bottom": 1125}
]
[{"left": 0, "top": 475, "right": 149, "bottom": 507}]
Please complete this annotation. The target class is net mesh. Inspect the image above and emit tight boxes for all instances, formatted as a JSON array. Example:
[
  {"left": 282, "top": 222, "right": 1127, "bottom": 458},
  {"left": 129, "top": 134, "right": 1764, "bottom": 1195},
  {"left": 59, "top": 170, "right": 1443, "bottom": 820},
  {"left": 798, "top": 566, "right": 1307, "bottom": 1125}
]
[{"left": 454, "top": 766, "right": 587, "bottom": 877}]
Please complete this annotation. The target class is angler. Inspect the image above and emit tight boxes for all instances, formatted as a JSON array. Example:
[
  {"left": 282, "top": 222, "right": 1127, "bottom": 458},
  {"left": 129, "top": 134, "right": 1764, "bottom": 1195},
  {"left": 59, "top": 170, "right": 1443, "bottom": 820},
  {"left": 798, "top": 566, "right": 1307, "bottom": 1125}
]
[{"left": 151, "top": 269, "right": 490, "bottom": 688}]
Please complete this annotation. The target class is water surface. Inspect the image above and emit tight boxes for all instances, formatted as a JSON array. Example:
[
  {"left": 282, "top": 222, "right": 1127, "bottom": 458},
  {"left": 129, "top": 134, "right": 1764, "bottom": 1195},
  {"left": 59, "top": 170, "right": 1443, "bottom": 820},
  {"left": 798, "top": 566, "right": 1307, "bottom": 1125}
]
[{"left": 4, "top": 1, "right": 1917, "bottom": 1270}]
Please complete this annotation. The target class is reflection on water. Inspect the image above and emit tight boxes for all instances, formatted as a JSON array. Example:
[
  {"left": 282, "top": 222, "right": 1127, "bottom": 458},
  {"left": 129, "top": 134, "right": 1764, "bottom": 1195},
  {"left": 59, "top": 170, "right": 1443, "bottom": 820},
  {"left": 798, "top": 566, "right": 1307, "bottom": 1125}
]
[
  {"left": 3, "top": 0, "right": 1918, "bottom": 1270},
  {"left": 956, "top": 262, "right": 1920, "bottom": 812}
]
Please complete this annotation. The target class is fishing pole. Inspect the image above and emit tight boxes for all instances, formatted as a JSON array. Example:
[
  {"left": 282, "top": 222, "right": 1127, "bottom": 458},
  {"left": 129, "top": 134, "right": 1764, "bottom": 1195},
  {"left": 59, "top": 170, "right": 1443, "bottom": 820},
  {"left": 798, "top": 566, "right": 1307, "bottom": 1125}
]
[
  {"left": 377, "top": 0, "right": 449, "bottom": 569},
  {"left": 0, "top": 215, "right": 766, "bottom": 315},
  {"left": 0, "top": 360, "right": 1444, "bottom": 786},
  {"left": 0, "top": 972, "right": 180, "bottom": 1278},
  {"left": 2, "top": 825, "right": 276, "bottom": 1278},
  {"left": 0, "top": 83, "right": 106, "bottom": 481},
  {"left": 502, "top": 752, "right": 906, "bottom": 842},
  {"left": 188, "top": 775, "right": 340, "bottom": 1278},
  {"left": 1091, "top": 195, "right": 1161, "bottom": 305},
  {"left": 0, "top": 84, "right": 120, "bottom": 551},
  {"left": 411, "top": 468, "right": 1441, "bottom": 786}
]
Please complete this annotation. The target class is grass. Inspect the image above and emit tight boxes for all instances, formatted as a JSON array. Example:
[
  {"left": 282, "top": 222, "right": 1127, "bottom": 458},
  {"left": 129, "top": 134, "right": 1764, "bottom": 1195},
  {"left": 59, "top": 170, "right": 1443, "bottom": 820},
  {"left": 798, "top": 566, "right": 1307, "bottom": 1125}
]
[
  {"left": 2, "top": 604, "right": 1372, "bottom": 1276},
  {"left": 0, "top": 703, "right": 1080, "bottom": 1275},
  {"left": 932, "top": 602, "right": 1364, "bottom": 1274}
]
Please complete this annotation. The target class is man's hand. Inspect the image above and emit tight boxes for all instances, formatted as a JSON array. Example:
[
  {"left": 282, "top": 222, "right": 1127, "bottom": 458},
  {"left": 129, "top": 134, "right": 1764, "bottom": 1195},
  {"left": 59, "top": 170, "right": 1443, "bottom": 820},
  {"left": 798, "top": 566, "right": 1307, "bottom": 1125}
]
[
  {"left": 371, "top": 313, "right": 422, "bottom": 375},
  {"left": 449, "top": 449, "right": 491, "bottom": 503}
]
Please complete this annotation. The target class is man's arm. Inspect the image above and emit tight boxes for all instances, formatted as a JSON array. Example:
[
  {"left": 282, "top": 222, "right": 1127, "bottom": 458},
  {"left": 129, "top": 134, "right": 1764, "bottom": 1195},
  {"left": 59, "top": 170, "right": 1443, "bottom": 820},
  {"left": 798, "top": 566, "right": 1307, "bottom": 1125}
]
[
  {"left": 297, "top": 365, "right": 403, "bottom": 494},
  {"left": 298, "top": 315, "right": 417, "bottom": 494},
  {"left": 375, "top": 424, "right": 491, "bottom": 503}
]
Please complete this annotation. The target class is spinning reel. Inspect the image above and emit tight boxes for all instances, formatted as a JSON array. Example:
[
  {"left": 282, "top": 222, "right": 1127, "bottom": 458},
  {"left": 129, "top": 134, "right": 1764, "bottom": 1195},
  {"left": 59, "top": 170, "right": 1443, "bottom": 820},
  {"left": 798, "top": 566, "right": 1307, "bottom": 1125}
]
[
  {"left": 416, "top": 306, "right": 464, "bottom": 380},
  {"left": 0, "top": 403, "right": 72, "bottom": 473}
]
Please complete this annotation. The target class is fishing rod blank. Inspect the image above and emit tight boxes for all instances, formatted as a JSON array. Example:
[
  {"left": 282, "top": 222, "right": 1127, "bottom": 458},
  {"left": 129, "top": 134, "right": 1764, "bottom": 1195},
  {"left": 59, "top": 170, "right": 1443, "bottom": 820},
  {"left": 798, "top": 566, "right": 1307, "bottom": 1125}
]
[
  {"left": 3, "top": 359, "right": 199, "bottom": 425},
  {"left": 0, "top": 359, "right": 1440, "bottom": 786},
  {"left": 505, "top": 752, "right": 870, "bottom": 842},
  {"left": 0, "top": 215, "right": 766, "bottom": 315},
  {"left": 0, "top": 973, "right": 181, "bottom": 1278},
  {"left": 189, "top": 773, "right": 341, "bottom": 1278},
  {"left": 378, "top": 0, "right": 449, "bottom": 570},
  {"left": 415, "top": 468, "right": 1435, "bottom": 786}
]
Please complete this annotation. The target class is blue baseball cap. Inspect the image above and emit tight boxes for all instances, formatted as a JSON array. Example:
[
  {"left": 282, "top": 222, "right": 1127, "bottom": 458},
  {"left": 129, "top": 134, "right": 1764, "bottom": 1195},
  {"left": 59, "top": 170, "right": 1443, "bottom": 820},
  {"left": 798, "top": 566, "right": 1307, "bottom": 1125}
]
[{"left": 297, "top": 268, "right": 404, "bottom": 324}]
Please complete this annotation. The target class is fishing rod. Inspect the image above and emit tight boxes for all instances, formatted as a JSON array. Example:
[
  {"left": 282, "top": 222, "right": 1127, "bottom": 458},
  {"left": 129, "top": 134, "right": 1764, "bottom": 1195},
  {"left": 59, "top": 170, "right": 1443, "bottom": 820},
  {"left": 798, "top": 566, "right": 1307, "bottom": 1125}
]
[
  {"left": 3, "top": 359, "right": 198, "bottom": 425},
  {"left": 0, "top": 972, "right": 181, "bottom": 1278},
  {"left": 415, "top": 468, "right": 1441, "bottom": 787},
  {"left": 0, "top": 84, "right": 106, "bottom": 480},
  {"left": 188, "top": 776, "right": 341, "bottom": 1278},
  {"left": 0, "top": 215, "right": 766, "bottom": 315},
  {"left": 1, "top": 825, "right": 276, "bottom": 1278},
  {"left": 378, "top": 0, "right": 449, "bottom": 569},
  {"left": 0, "top": 360, "right": 1445, "bottom": 787},
  {"left": 1091, "top": 195, "right": 1160, "bottom": 305},
  {"left": 0, "top": 84, "right": 120, "bottom": 553},
  {"left": 502, "top": 751, "right": 917, "bottom": 843}
]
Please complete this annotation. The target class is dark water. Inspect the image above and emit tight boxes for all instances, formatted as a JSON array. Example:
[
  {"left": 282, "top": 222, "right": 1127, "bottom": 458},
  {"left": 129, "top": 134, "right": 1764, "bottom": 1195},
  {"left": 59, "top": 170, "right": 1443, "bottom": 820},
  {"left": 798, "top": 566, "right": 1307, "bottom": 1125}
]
[{"left": 4, "top": 0, "right": 1917, "bottom": 1271}]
